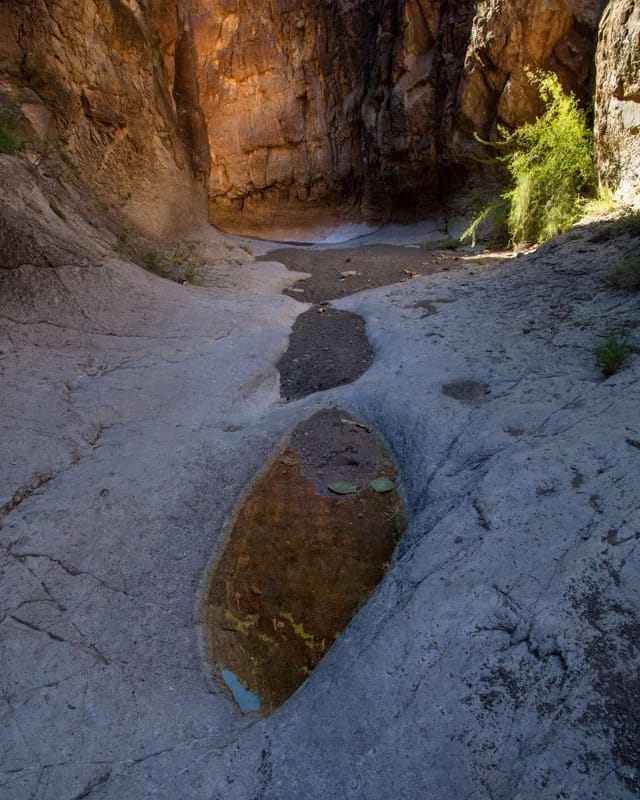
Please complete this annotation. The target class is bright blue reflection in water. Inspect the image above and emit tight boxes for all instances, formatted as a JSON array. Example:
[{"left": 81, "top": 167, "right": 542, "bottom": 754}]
[{"left": 221, "top": 668, "right": 261, "bottom": 713}]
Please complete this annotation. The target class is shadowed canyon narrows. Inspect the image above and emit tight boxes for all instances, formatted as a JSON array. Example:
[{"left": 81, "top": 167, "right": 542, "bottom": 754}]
[
  {"left": 3, "top": 0, "right": 638, "bottom": 242},
  {"left": 0, "top": 1, "right": 640, "bottom": 799}
]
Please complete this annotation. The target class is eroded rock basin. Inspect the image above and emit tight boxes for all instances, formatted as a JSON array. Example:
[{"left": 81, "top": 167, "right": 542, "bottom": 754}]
[{"left": 206, "top": 409, "right": 405, "bottom": 715}]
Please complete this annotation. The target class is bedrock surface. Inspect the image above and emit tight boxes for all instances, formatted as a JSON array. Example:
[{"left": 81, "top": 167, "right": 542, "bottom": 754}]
[{"left": 1, "top": 218, "right": 639, "bottom": 799}]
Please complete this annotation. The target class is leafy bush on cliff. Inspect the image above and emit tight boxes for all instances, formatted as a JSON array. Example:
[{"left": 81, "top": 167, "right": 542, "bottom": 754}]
[{"left": 464, "top": 72, "right": 595, "bottom": 247}]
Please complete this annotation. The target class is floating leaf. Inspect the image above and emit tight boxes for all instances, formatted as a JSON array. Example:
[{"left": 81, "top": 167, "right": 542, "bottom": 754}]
[
  {"left": 370, "top": 477, "right": 395, "bottom": 493},
  {"left": 328, "top": 481, "right": 359, "bottom": 495}
]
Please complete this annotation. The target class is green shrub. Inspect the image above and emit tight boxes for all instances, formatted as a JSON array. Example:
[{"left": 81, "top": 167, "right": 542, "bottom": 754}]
[
  {"left": 461, "top": 196, "right": 510, "bottom": 248},
  {"left": 115, "top": 233, "right": 204, "bottom": 283},
  {"left": 594, "top": 330, "right": 634, "bottom": 376},
  {"left": 606, "top": 256, "right": 640, "bottom": 290},
  {"left": 139, "top": 248, "right": 167, "bottom": 277},
  {"left": 464, "top": 71, "right": 595, "bottom": 247},
  {"left": 0, "top": 103, "right": 24, "bottom": 154}
]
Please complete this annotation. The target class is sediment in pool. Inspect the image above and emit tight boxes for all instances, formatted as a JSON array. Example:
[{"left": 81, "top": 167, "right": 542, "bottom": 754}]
[
  {"left": 276, "top": 307, "right": 373, "bottom": 400},
  {"left": 206, "top": 408, "right": 405, "bottom": 715}
]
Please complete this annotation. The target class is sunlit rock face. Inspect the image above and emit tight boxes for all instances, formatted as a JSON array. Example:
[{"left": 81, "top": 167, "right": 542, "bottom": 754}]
[
  {"left": 459, "top": 0, "right": 606, "bottom": 159},
  {"left": 191, "top": 0, "right": 402, "bottom": 231},
  {"left": 0, "top": 0, "right": 209, "bottom": 237},
  {"left": 595, "top": 0, "right": 640, "bottom": 207},
  {"left": 192, "top": 0, "right": 605, "bottom": 232}
]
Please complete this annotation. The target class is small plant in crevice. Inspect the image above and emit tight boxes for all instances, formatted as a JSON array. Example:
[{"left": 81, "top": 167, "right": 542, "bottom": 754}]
[
  {"left": 593, "top": 330, "right": 634, "bottom": 377},
  {"left": 462, "top": 71, "right": 595, "bottom": 248},
  {"left": 138, "top": 248, "right": 167, "bottom": 277},
  {"left": 183, "top": 262, "right": 204, "bottom": 286},
  {"left": 606, "top": 256, "right": 640, "bottom": 291},
  {"left": 0, "top": 98, "right": 25, "bottom": 155}
]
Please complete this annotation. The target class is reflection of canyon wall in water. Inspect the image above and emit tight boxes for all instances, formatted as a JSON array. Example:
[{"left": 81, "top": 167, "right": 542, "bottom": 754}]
[{"left": 192, "top": 0, "right": 607, "bottom": 228}]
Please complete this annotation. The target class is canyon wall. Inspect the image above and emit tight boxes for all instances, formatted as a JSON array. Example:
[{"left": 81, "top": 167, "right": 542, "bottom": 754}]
[
  {"left": 193, "top": 0, "right": 607, "bottom": 230},
  {"left": 0, "top": 0, "right": 210, "bottom": 239},
  {"left": 595, "top": 0, "right": 640, "bottom": 206},
  {"left": 1, "top": 0, "right": 638, "bottom": 240}
]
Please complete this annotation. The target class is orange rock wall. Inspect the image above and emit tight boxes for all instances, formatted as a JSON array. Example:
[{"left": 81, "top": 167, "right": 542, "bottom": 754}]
[
  {"left": 192, "top": 0, "right": 607, "bottom": 225},
  {"left": 4, "top": 1, "right": 638, "bottom": 234},
  {"left": 0, "top": 0, "right": 210, "bottom": 238}
]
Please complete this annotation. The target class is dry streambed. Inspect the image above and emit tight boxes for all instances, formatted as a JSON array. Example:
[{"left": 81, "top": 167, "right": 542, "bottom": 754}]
[
  {"left": 272, "top": 243, "right": 471, "bottom": 399},
  {"left": 206, "top": 243, "right": 482, "bottom": 711},
  {"left": 3, "top": 215, "right": 640, "bottom": 800}
]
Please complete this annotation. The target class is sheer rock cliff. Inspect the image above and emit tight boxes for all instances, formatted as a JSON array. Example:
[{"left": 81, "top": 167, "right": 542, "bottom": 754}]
[
  {"left": 595, "top": 0, "right": 640, "bottom": 205},
  {"left": 193, "top": 0, "right": 608, "bottom": 229}
]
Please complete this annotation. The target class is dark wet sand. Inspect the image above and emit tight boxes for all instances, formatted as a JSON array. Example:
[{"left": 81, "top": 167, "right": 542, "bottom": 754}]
[{"left": 258, "top": 243, "right": 466, "bottom": 304}]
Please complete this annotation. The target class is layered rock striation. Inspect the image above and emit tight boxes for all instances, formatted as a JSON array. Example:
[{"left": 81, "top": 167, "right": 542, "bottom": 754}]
[{"left": 0, "top": 0, "right": 210, "bottom": 240}]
